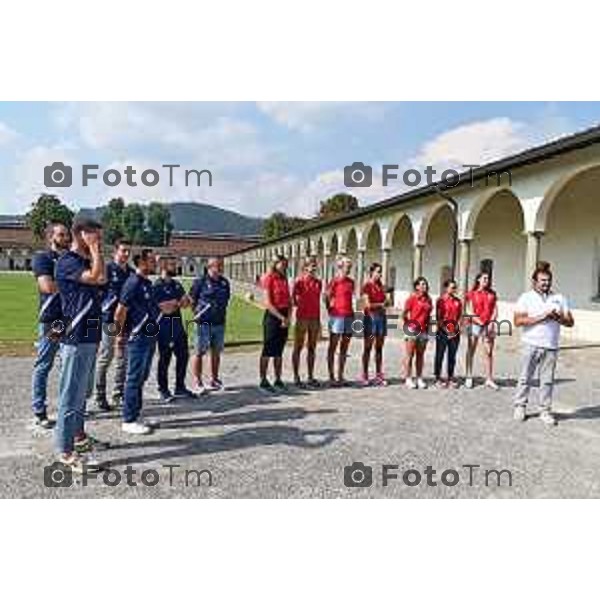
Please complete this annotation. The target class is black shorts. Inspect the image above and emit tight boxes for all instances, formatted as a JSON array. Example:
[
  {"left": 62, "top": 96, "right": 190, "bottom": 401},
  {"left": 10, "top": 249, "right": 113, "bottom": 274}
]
[{"left": 262, "top": 310, "right": 289, "bottom": 358}]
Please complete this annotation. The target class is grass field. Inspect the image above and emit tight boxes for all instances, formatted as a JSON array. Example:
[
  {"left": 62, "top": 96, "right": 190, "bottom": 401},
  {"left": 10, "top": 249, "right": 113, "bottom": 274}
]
[{"left": 0, "top": 273, "right": 264, "bottom": 353}]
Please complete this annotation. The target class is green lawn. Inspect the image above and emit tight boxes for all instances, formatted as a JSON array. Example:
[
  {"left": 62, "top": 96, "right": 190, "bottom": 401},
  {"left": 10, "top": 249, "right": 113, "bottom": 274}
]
[{"left": 0, "top": 273, "right": 263, "bottom": 349}]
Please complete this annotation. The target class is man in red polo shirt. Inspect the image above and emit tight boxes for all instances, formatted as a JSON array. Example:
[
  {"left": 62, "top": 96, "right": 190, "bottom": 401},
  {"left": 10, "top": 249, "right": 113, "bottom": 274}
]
[
  {"left": 259, "top": 255, "right": 291, "bottom": 392},
  {"left": 326, "top": 256, "right": 355, "bottom": 385},
  {"left": 291, "top": 256, "right": 323, "bottom": 387}
]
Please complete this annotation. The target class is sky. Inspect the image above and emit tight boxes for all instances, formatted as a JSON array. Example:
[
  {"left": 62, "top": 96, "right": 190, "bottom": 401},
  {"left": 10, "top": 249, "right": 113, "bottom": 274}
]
[{"left": 0, "top": 101, "right": 599, "bottom": 218}]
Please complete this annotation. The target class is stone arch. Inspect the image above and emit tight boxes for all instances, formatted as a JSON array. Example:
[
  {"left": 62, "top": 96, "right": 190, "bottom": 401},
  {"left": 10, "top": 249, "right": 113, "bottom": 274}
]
[
  {"left": 462, "top": 186, "right": 520, "bottom": 240},
  {"left": 388, "top": 215, "right": 414, "bottom": 305}
]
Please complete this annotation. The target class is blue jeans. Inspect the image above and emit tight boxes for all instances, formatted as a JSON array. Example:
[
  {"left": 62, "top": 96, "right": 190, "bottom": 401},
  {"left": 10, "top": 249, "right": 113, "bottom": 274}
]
[
  {"left": 31, "top": 324, "right": 61, "bottom": 415},
  {"left": 55, "top": 343, "right": 98, "bottom": 454},
  {"left": 123, "top": 336, "right": 156, "bottom": 423}
]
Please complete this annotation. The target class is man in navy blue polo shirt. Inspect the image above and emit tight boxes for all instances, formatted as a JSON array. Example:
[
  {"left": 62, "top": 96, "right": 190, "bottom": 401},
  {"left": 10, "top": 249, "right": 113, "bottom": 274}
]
[
  {"left": 189, "top": 257, "right": 231, "bottom": 394},
  {"left": 92, "top": 238, "right": 134, "bottom": 411},
  {"left": 54, "top": 218, "right": 105, "bottom": 472},
  {"left": 153, "top": 256, "right": 194, "bottom": 402},
  {"left": 31, "top": 221, "right": 71, "bottom": 429},
  {"left": 114, "top": 249, "right": 159, "bottom": 435}
]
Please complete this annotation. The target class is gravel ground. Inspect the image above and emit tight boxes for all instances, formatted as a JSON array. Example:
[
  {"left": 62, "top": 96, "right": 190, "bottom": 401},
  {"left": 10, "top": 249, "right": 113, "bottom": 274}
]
[{"left": 1, "top": 334, "right": 600, "bottom": 498}]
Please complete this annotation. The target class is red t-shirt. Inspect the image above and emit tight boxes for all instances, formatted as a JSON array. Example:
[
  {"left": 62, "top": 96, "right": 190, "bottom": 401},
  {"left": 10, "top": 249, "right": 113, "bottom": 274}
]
[
  {"left": 466, "top": 288, "right": 497, "bottom": 324},
  {"left": 404, "top": 292, "right": 433, "bottom": 334},
  {"left": 436, "top": 293, "right": 463, "bottom": 335},
  {"left": 361, "top": 280, "right": 386, "bottom": 316},
  {"left": 293, "top": 274, "right": 322, "bottom": 320},
  {"left": 263, "top": 272, "right": 291, "bottom": 310},
  {"left": 327, "top": 276, "right": 355, "bottom": 317}
]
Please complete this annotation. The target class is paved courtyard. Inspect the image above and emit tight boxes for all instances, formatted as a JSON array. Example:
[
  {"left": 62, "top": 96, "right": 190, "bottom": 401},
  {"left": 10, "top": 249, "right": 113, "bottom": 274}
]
[{"left": 1, "top": 335, "right": 600, "bottom": 498}]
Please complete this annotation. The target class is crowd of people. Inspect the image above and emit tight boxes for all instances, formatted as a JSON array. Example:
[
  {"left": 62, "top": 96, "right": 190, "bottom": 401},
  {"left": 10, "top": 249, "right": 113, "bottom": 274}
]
[{"left": 30, "top": 218, "right": 575, "bottom": 472}]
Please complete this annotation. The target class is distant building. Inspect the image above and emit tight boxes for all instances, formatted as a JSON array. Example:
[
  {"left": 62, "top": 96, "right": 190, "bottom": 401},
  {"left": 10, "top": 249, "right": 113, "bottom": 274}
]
[{"left": 0, "top": 220, "right": 260, "bottom": 275}]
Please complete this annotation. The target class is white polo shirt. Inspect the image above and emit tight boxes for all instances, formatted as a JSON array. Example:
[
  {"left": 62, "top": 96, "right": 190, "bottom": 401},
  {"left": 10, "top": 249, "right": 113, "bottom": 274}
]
[{"left": 514, "top": 289, "right": 570, "bottom": 350}]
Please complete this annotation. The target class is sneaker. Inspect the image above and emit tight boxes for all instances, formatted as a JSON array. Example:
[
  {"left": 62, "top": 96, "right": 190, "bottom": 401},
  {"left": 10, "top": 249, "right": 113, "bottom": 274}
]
[
  {"left": 417, "top": 378, "right": 428, "bottom": 389},
  {"left": 485, "top": 378, "right": 500, "bottom": 390},
  {"left": 193, "top": 381, "right": 209, "bottom": 396},
  {"left": 464, "top": 377, "right": 474, "bottom": 389},
  {"left": 405, "top": 378, "right": 417, "bottom": 390},
  {"left": 306, "top": 378, "right": 321, "bottom": 389},
  {"left": 95, "top": 396, "right": 112, "bottom": 412},
  {"left": 434, "top": 379, "right": 448, "bottom": 389},
  {"left": 74, "top": 435, "right": 110, "bottom": 453},
  {"left": 513, "top": 405, "right": 526, "bottom": 422},
  {"left": 539, "top": 410, "right": 557, "bottom": 426},
  {"left": 273, "top": 379, "right": 288, "bottom": 392},
  {"left": 259, "top": 379, "right": 276, "bottom": 393},
  {"left": 121, "top": 421, "right": 152, "bottom": 435},
  {"left": 448, "top": 379, "right": 460, "bottom": 389},
  {"left": 33, "top": 411, "right": 54, "bottom": 430},
  {"left": 56, "top": 452, "right": 100, "bottom": 474},
  {"left": 372, "top": 374, "right": 388, "bottom": 387},
  {"left": 211, "top": 378, "right": 224, "bottom": 390},
  {"left": 110, "top": 394, "right": 123, "bottom": 408},
  {"left": 159, "top": 389, "right": 175, "bottom": 403},
  {"left": 205, "top": 380, "right": 221, "bottom": 392},
  {"left": 358, "top": 374, "right": 370, "bottom": 387},
  {"left": 174, "top": 388, "right": 196, "bottom": 399},
  {"left": 294, "top": 378, "right": 307, "bottom": 389}
]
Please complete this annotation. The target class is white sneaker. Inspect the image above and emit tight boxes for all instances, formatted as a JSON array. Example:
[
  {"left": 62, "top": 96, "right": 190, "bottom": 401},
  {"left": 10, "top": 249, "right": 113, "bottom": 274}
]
[
  {"left": 539, "top": 410, "right": 557, "bottom": 426},
  {"left": 405, "top": 378, "right": 417, "bottom": 390},
  {"left": 417, "top": 378, "right": 428, "bottom": 390},
  {"left": 513, "top": 405, "right": 526, "bottom": 422},
  {"left": 193, "top": 381, "right": 209, "bottom": 396},
  {"left": 485, "top": 378, "right": 499, "bottom": 390},
  {"left": 465, "top": 377, "right": 474, "bottom": 389},
  {"left": 121, "top": 421, "right": 152, "bottom": 435}
]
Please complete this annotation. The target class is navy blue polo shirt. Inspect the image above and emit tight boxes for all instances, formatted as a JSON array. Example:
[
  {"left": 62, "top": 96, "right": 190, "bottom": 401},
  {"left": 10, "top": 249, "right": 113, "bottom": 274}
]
[
  {"left": 119, "top": 272, "right": 159, "bottom": 338},
  {"left": 55, "top": 251, "right": 103, "bottom": 345},
  {"left": 102, "top": 260, "right": 134, "bottom": 323},
  {"left": 189, "top": 274, "right": 231, "bottom": 325},
  {"left": 32, "top": 249, "right": 63, "bottom": 324},
  {"left": 153, "top": 277, "right": 186, "bottom": 319}
]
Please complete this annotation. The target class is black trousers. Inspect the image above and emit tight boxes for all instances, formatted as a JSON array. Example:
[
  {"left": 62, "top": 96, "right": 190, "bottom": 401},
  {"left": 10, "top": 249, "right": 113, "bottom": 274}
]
[
  {"left": 157, "top": 317, "right": 189, "bottom": 392},
  {"left": 434, "top": 332, "right": 460, "bottom": 379}
]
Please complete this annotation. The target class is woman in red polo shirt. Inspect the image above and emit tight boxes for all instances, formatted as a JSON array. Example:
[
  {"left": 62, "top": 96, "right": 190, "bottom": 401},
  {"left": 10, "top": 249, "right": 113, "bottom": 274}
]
[
  {"left": 464, "top": 271, "right": 499, "bottom": 390},
  {"left": 291, "top": 256, "right": 323, "bottom": 388},
  {"left": 326, "top": 256, "right": 355, "bottom": 385},
  {"left": 259, "top": 255, "right": 291, "bottom": 392},
  {"left": 434, "top": 278, "right": 463, "bottom": 388},
  {"left": 360, "top": 262, "right": 389, "bottom": 386},
  {"left": 403, "top": 276, "right": 433, "bottom": 389}
]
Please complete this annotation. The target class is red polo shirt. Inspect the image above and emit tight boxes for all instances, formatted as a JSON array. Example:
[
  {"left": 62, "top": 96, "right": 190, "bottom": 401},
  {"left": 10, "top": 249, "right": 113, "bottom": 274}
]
[
  {"left": 466, "top": 288, "right": 497, "bottom": 324},
  {"left": 404, "top": 292, "right": 433, "bottom": 335},
  {"left": 263, "top": 272, "right": 291, "bottom": 311},
  {"left": 293, "top": 274, "right": 322, "bottom": 320},
  {"left": 327, "top": 276, "right": 355, "bottom": 317},
  {"left": 361, "top": 280, "right": 386, "bottom": 316},
  {"left": 436, "top": 293, "right": 463, "bottom": 335}
]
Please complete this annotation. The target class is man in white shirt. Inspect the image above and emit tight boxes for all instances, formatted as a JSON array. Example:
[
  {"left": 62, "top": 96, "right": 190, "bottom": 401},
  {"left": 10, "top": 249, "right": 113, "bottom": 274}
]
[{"left": 513, "top": 262, "right": 574, "bottom": 425}]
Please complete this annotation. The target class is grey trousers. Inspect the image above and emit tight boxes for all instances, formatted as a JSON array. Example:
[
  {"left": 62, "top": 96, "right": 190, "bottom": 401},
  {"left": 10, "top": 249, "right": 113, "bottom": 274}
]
[
  {"left": 93, "top": 328, "right": 127, "bottom": 400},
  {"left": 514, "top": 344, "right": 558, "bottom": 410}
]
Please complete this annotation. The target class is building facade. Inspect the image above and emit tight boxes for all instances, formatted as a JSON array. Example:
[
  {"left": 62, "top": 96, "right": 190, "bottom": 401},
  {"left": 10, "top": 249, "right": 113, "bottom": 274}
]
[
  {"left": 0, "top": 223, "right": 259, "bottom": 276},
  {"left": 224, "top": 127, "right": 600, "bottom": 343}
]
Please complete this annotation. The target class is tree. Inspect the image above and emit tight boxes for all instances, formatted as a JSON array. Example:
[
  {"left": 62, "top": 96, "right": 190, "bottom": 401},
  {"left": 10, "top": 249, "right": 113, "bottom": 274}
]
[
  {"left": 318, "top": 193, "right": 359, "bottom": 220},
  {"left": 101, "top": 197, "right": 126, "bottom": 245},
  {"left": 262, "top": 212, "right": 307, "bottom": 240},
  {"left": 146, "top": 202, "right": 174, "bottom": 246},
  {"left": 26, "top": 193, "right": 74, "bottom": 240},
  {"left": 122, "top": 203, "right": 146, "bottom": 245}
]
